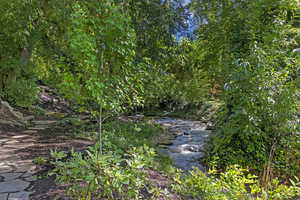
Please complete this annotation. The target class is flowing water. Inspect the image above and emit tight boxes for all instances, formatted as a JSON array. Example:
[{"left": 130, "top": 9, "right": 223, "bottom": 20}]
[{"left": 155, "top": 118, "right": 210, "bottom": 171}]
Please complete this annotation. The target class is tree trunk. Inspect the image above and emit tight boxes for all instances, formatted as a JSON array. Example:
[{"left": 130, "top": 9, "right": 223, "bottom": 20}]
[{"left": 0, "top": 47, "right": 32, "bottom": 95}]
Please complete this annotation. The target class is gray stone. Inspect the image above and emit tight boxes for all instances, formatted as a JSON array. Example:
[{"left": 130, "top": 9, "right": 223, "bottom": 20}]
[
  {"left": 0, "top": 101, "right": 27, "bottom": 126},
  {"left": 0, "top": 158, "right": 35, "bottom": 174},
  {"left": 173, "top": 137, "right": 190, "bottom": 145},
  {"left": 34, "top": 125, "right": 50, "bottom": 129},
  {"left": 169, "top": 147, "right": 181, "bottom": 153},
  {"left": 24, "top": 116, "right": 34, "bottom": 121},
  {"left": 0, "top": 193, "right": 8, "bottom": 200},
  {"left": 184, "top": 145, "right": 201, "bottom": 152},
  {"left": 0, "top": 180, "right": 30, "bottom": 193},
  {"left": 27, "top": 127, "right": 46, "bottom": 131},
  {"left": 20, "top": 172, "right": 33, "bottom": 179},
  {"left": 0, "top": 169, "right": 13, "bottom": 174},
  {"left": 10, "top": 135, "right": 29, "bottom": 139},
  {"left": 5, "top": 140, "right": 19, "bottom": 145},
  {"left": 3, "top": 143, "right": 33, "bottom": 149},
  {"left": 8, "top": 192, "right": 31, "bottom": 200},
  {"left": 158, "top": 140, "right": 173, "bottom": 145},
  {"left": 23, "top": 175, "right": 36, "bottom": 182},
  {"left": 158, "top": 145, "right": 169, "bottom": 149},
  {"left": 0, "top": 163, "right": 14, "bottom": 173},
  {"left": 190, "top": 130, "right": 207, "bottom": 135},
  {"left": 13, "top": 160, "right": 36, "bottom": 173},
  {"left": 0, "top": 173, "right": 23, "bottom": 181},
  {"left": 21, "top": 130, "right": 37, "bottom": 134},
  {"left": 0, "top": 139, "right": 8, "bottom": 143},
  {"left": 0, "top": 120, "right": 23, "bottom": 127}
]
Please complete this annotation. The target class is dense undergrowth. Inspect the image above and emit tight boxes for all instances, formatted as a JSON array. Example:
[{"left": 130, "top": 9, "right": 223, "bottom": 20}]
[{"left": 48, "top": 120, "right": 300, "bottom": 200}]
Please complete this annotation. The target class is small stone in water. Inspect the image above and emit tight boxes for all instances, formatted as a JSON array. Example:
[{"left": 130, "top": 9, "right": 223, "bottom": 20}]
[
  {"left": 184, "top": 145, "right": 201, "bottom": 152},
  {"left": 170, "top": 147, "right": 181, "bottom": 153}
]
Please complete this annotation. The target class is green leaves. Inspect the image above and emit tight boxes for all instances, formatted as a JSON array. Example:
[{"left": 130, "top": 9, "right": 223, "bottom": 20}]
[
  {"left": 51, "top": 144, "right": 158, "bottom": 200},
  {"left": 192, "top": 0, "right": 300, "bottom": 177},
  {"left": 175, "top": 165, "right": 300, "bottom": 200}
]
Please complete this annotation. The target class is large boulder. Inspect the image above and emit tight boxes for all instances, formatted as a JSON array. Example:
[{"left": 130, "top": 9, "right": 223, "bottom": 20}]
[{"left": 0, "top": 101, "right": 27, "bottom": 127}]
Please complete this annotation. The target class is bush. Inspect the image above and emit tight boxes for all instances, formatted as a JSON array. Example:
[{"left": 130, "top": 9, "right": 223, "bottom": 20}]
[
  {"left": 209, "top": 45, "right": 300, "bottom": 179},
  {"left": 174, "top": 165, "right": 300, "bottom": 200},
  {"left": 3, "top": 78, "right": 38, "bottom": 107},
  {"left": 102, "top": 121, "right": 162, "bottom": 152},
  {"left": 50, "top": 144, "right": 164, "bottom": 200}
]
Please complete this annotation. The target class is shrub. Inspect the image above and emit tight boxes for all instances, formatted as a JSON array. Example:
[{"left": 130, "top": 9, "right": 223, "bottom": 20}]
[
  {"left": 50, "top": 144, "right": 163, "bottom": 200},
  {"left": 174, "top": 165, "right": 300, "bottom": 200},
  {"left": 3, "top": 78, "right": 38, "bottom": 107}
]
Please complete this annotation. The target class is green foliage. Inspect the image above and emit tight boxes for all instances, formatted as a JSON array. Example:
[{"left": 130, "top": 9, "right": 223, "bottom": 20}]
[
  {"left": 2, "top": 0, "right": 299, "bottom": 194},
  {"left": 3, "top": 78, "right": 38, "bottom": 107},
  {"left": 102, "top": 121, "right": 162, "bottom": 151},
  {"left": 51, "top": 137, "right": 300, "bottom": 200},
  {"left": 50, "top": 118, "right": 299, "bottom": 200},
  {"left": 127, "top": 0, "right": 189, "bottom": 61},
  {"left": 33, "top": 156, "right": 47, "bottom": 165},
  {"left": 0, "top": 0, "right": 207, "bottom": 112},
  {"left": 50, "top": 144, "right": 163, "bottom": 200},
  {"left": 191, "top": 0, "right": 300, "bottom": 177},
  {"left": 174, "top": 165, "right": 300, "bottom": 200},
  {"left": 142, "top": 39, "right": 213, "bottom": 110},
  {"left": 102, "top": 120, "right": 175, "bottom": 173},
  {"left": 0, "top": 0, "right": 38, "bottom": 106},
  {"left": 52, "top": 0, "right": 140, "bottom": 113},
  {"left": 210, "top": 44, "right": 299, "bottom": 173},
  {"left": 30, "top": 106, "right": 46, "bottom": 117}
]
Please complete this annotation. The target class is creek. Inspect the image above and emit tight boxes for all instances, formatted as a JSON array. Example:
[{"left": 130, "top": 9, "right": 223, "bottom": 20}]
[{"left": 155, "top": 118, "right": 210, "bottom": 171}]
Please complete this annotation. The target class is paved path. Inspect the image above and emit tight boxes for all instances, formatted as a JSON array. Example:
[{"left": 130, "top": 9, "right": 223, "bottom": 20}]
[{"left": 0, "top": 120, "right": 56, "bottom": 200}]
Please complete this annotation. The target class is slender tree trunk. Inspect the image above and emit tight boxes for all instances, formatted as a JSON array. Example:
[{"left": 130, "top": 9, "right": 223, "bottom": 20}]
[
  {"left": 97, "top": 50, "right": 105, "bottom": 154},
  {"left": 98, "top": 105, "right": 103, "bottom": 154},
  {"left": 262, "top": 140, "right": 277, "bottom": 187}
]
